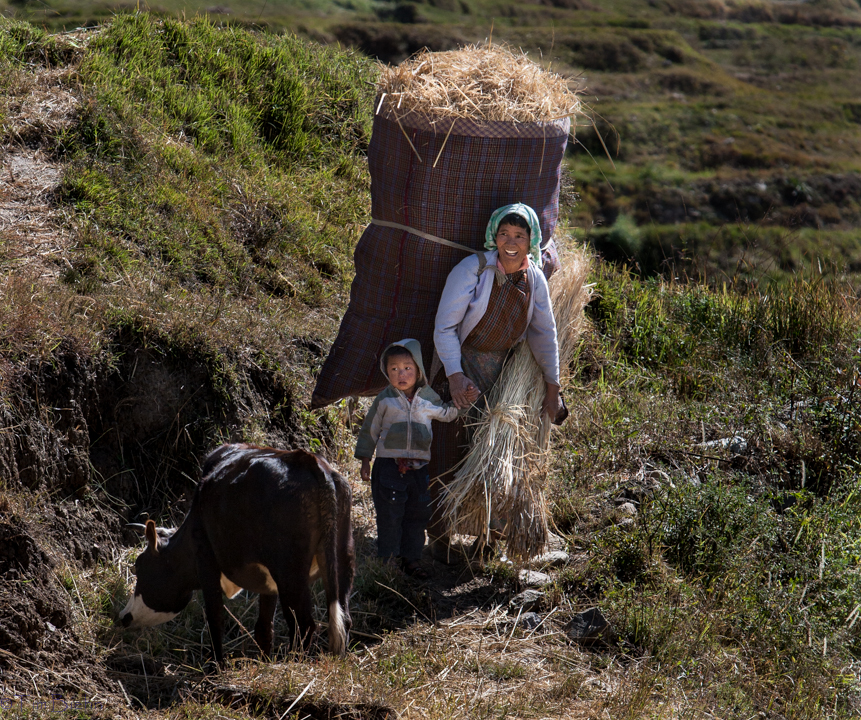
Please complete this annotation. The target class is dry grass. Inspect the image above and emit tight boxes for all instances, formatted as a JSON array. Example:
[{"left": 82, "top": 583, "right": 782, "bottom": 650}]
[
  {"left": 376, "top": 44, "right": 582, "bottom": 124},
  {"left": 0, "top": 66, "right": 81, "bottom": 283},
  {"left": 441, "top": 244, "right": 593, "bottom": 559},
  {"left": 192, "top": 602, "right": 654, "bottom": 720}
]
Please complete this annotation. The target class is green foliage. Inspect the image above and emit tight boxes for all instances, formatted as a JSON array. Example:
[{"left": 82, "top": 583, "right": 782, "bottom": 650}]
[
  {"left": 586, "top": 264, "right": 857, "bottom": 378},
  {"left": 554, "top": 255, "right": 861, "bottom": 715},
  {"left": 65, "top": 13, "right": 372, "bottom": 166},
  {"left": 51, "top": 14, "right": 375, "bottom": 303},
  {"left": 548, "top": 27, "right": 697, "bottom": 73},
  {"left": 591, "top": 214, "right": 642, "bottom": 258},
  {"left": 659, "top": 479, "right": 769, "bottom": 580}
]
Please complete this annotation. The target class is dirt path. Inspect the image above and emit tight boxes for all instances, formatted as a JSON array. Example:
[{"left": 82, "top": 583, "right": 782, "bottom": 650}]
[{"left": 1, "top": 68, "right": 80, "bottom": 281}]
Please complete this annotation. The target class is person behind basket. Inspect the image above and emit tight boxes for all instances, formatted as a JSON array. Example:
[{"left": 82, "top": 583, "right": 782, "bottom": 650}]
[
  {"left": 355, "top": 339, "right": 459, "bottom": 579},
  {"left": 426, "top": 203, "right": 561, "bottom": 562}
]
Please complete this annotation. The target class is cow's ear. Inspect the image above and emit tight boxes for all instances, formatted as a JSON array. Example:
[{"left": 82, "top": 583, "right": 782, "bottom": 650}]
[{"left": 145, "top": 519, "right": 160, "bottom": 556}]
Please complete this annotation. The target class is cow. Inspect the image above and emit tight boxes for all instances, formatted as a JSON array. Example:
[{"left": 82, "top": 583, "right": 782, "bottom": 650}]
[{"left": 119, "top": 443, "right": 354, "bottom": 664}]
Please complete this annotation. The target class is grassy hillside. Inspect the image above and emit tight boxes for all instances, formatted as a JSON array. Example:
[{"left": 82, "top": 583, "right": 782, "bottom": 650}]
[
  {"left": 1, "top": 11, "right": 860, "bottom": 720},
  {"left": 7, "top": 0, "right": 861, "bottom": 281}
]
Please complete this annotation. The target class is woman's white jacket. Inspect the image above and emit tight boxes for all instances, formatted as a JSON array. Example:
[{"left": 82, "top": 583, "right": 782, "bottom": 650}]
[{"left": 433, "top": 250, "right": 560, "bottom": 386}]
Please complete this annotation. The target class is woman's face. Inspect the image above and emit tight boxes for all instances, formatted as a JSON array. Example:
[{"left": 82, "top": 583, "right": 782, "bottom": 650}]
[{"left": 495, "top": 222, "right": 530, "bottom": 270}]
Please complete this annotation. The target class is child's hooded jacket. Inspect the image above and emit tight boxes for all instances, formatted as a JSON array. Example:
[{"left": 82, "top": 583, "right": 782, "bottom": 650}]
[{"left": 355, "top": 339, "right": 458, "bottom": 462}]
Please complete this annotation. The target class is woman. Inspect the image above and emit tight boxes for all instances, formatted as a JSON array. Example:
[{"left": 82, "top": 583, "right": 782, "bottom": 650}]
[{"left": 426, "top": 203, "right": 561, "bottom": 561}]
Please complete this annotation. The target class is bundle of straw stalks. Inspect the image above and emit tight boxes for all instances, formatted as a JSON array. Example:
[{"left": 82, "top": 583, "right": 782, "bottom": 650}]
[
  {"left": 440, "top": 245, "right": 592, "bottom": 560},
  {"left": 377, "top": 44, "right": 581, "bottom": 124}
]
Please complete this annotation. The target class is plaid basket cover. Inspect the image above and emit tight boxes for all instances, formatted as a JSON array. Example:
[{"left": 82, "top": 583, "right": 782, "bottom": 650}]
[{"left": 311, "top": 108, "right": 569, "bottom": 408}]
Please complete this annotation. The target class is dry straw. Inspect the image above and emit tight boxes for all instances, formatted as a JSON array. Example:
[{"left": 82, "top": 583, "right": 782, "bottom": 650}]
[
  {"left": 377, "top": 44, "right": 581, "bottom": 124},
  {"left": 440, "top": 245, "right": 593, "bottom": 560}
]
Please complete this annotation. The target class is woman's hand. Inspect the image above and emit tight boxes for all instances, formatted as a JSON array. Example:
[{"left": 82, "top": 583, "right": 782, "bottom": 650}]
[
  {"left": 449, "top": 372, "right": 480, "bottom": 409},
  {"left": 360, "top": 458, "right": 371, "bottom": 483},
  {"left": 541, "top": 382, "right": 560, "bottom": 421}
]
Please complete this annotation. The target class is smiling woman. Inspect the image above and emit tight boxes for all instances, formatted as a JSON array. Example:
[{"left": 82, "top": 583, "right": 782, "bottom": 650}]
[
  {"left": 425, "top": 202, "right": 561, "bottom": 560},
  {"left": 495, "top": 217, "right": 531, "bottom": 274}
]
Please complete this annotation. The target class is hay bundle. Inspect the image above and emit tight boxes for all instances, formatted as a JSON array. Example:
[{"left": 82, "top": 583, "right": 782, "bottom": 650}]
[
  {"left": 377, "top": 44, "right": 581, "bottom": 124},
  {"left": 440, "top": 245, "right": 592, "bottom": 560}
]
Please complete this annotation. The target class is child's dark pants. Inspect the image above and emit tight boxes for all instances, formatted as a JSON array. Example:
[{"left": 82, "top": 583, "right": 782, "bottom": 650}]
[{"left": 371, "top": 457, "right": 432, "bottom": 562}]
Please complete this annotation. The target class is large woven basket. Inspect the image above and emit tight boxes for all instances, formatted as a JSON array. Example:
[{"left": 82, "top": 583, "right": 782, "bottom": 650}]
[{"left": 312, "top": 95, "right": 570, "bottom": 407}]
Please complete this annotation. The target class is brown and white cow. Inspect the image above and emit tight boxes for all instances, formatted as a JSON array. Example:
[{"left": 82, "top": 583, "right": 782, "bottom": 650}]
[{"left": 119, "top": 443, "right": 354, "bottom": 663}]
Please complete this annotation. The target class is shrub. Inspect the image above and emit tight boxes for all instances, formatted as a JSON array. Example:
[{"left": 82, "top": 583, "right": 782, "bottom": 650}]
[{"left": 655, "top": 68, "right": 732, "bottom": 95}]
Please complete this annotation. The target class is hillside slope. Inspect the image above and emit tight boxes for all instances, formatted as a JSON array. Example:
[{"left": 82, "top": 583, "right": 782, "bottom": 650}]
[
  {"left": 7, "top": 0, "right": 861, "bottom": 280},
  {"left": 0, "top": 14, "right": 860, "bottom": 720}
]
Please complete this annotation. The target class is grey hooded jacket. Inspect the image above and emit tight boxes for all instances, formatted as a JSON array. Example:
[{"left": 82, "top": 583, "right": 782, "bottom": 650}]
[{"left": 354, "top": 339, "right": 458, "bottom": 462}]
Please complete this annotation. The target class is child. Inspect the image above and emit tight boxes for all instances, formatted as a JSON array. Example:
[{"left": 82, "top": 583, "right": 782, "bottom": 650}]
[{"left": 355, "top": 338, "right": 459, "bottom": 579}]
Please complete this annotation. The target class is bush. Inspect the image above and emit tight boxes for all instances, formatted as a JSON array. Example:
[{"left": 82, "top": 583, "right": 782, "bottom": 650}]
[
  {"left": 563, "top": 33, "right": 647, "bottom": 72},
  {"left": 655, "top": 68, "right": 732, "bottom": 95}
]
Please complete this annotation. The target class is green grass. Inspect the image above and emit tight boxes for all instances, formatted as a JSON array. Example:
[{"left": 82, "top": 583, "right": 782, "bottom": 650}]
[
  {"left": 53, "top": 13, "right": 374, "bottom": 302},
  {"left": 550, "top": 263, "right": 861, "bottom": 716}
]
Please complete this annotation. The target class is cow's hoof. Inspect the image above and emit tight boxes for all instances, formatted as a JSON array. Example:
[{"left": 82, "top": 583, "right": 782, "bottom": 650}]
[{"left": 118, "top": 613, "right": 133, "bottom": 628}]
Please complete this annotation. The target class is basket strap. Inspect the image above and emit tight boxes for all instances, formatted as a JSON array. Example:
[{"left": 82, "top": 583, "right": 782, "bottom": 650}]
[
  {"left": 371, "top": 218, "right": 480, "bottom": 255},
  {"left": 372, "top": 219, "right": 554, "bottom": 252},
  {"left": 371, "top": 218, "right": 543, "bottom": 284}
]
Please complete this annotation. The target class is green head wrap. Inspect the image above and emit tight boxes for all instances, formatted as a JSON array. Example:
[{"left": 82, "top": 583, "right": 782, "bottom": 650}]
[{"left": 484, "top": 203, "right": 543, "bottom": 265}]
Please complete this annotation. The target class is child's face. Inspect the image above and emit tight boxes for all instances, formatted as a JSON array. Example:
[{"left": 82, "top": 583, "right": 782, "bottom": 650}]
[
  {"left": 495, "top": 222, "right": 530, "bottom": 268},
  {"left": 387, "top": 354, "right": 418, "bottom": 396}
]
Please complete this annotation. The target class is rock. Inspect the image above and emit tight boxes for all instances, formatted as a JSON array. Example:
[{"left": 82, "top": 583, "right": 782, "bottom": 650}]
[
  {"left": 613, "top": 502, "right": 638, "bottom": 527},
  {"left": 565, "top": 607, "right": 610, "bottom": 643},
  {"left": 518, "top": 612, "right": 542, "bottom": 630},
  {"left": 546, "top": 532, "right": 567, "bottom": 551},
  {"left": 509, "top": 589, "right": 544, "bottom": 612},
  {"left": 531, "top": 550, "right": 569, "bottom": 569},
  {"left": 700, "top": 436, "right": 747, "bottom": 454},
  {"left": 617, "top": 502, "right": 637, "bottom": 517},
  {"left": 518, "top": 569, "right": 552, "bottom": 587}
]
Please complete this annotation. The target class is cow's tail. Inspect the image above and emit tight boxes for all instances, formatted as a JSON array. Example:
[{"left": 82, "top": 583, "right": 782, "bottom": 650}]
[
  {"left": 328, "top": 599, "right": 347, "bottom": 657},
  {"left": 318, "top": 460, "right": 348, "bottom": 657}
]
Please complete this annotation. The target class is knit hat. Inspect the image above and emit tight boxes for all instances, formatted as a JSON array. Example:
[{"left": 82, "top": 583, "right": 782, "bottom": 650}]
[{"left": 484, "top": 203, "right": 543, "bottom": 264}]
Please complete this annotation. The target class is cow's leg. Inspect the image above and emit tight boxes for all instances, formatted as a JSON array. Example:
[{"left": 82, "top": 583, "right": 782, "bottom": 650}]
[
  {"left": 254, "top": 593, "right": 277, "bottom": 658},
  {"left": 275, "top": 567, "right": 316, "bottom": 653},
  {"left": 197, "top": 546, "right": 225, "bottom": 666},
  {"left": 201, "top": 581, "right": 225, "bottom": 666}
]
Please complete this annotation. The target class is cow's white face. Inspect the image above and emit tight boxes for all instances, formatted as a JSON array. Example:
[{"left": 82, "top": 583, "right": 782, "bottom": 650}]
[
  {"left": 119, "top": 592, "right": 179, "bottom": 628},
  {"left": 119, "top": 521, "right": 191, "bottom": 630}
]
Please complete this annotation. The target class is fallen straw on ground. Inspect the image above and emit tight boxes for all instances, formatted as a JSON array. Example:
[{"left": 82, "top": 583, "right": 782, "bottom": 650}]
[
  {"left": 377, "top": 44, "right": 581, "bottom": 124},
  {"left": 441, "top": 246, "right": 593, "bottom": 559}
]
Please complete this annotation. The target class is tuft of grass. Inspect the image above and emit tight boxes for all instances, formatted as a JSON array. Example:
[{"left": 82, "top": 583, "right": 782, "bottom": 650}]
[{"left": 0, "top": 18, "right": 81, "bottom": 69}]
